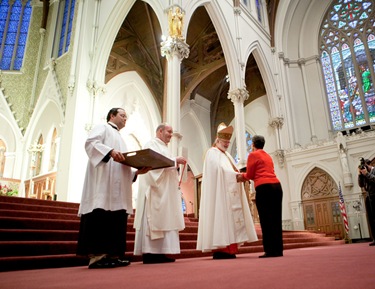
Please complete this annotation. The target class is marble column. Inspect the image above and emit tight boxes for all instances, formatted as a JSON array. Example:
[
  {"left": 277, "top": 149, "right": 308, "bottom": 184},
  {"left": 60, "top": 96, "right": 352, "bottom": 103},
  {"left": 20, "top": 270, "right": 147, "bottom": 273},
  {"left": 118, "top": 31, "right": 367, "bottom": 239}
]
[
  {"left": 228, "top": 88, "right": 249, "bottom": 169},
  {"left": 160, "top": 32, "right": 189, "bottom": 156},
  {"left": 269, "top": 116, "right": 285, "bottom": 167}
]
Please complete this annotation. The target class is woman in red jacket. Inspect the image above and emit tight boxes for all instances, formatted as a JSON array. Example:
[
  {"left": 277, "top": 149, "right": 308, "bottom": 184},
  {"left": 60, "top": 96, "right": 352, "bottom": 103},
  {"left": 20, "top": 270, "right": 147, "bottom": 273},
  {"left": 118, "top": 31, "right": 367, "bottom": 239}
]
[{"left": 237, "top": 135, "right": 283, "bottom": 258}]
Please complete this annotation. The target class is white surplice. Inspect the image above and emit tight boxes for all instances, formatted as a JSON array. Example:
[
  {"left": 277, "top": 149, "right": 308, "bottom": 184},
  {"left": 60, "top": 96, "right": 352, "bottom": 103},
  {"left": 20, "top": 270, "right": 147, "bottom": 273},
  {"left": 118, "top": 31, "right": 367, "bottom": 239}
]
[
  {"left": 78, "top": 122, "right": 135, "bottom": 216},
  {"left": 196, "top": 147, "right": 258, "bottom": 252},
  {"left": 133, "top": 138, "right": 185, "bottom": 255}
]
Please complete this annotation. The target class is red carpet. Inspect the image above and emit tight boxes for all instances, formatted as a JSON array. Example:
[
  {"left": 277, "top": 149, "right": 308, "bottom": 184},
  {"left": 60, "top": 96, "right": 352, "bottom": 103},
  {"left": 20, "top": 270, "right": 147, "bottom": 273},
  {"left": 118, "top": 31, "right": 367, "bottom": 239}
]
[
  {"left": 0, "top": 243, "right": 374, "bottom": 289},
  {"left": 0, "top": 195, "right": 345, "bottom": 272}
]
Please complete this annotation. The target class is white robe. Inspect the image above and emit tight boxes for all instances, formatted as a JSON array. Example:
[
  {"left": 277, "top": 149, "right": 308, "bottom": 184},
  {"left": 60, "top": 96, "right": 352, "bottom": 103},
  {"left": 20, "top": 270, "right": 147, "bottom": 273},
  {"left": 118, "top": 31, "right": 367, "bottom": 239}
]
[
  {"left": 196, "top": 147, "right": 258, "bottom": 252},
  {"left": 78, "top": 122, "right": 135, "bottom": 216},
  {"left": 133, "top": 138, "right": 185, "bottom": 255}
]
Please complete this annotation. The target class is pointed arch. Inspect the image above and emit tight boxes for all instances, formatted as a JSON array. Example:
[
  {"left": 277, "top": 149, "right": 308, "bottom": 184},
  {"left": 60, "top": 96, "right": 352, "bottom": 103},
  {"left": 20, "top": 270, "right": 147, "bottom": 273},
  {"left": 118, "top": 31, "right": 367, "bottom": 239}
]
[
  {"left": 99, "top": 71, "right": 161, "bottom": 149},
  {"left": 244, "top": 43, "right": 278, "bottom": 116},
  {"left": 91, "top": 0, "right": 166, "bottom": 84}
]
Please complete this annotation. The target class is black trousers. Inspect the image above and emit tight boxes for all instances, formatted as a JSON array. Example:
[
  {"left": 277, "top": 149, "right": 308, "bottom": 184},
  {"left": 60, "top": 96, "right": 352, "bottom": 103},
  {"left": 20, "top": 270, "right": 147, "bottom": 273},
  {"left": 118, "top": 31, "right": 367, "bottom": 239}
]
[
  {"left": 255, "top": 183, "right": 283, "bottom": 255},
  {"left": 365, "top": 194, "right": 375, "bottom": 240},
  {"left": 77, "top": 208, "right": 128, "bottom": 257}
]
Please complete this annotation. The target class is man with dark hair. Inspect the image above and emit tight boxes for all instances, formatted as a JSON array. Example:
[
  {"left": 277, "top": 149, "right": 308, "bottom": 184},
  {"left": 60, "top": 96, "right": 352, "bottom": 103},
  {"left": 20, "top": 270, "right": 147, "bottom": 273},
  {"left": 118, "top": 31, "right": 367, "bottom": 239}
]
[
  {"left": 358, "top": 159, "right": 375, "bottom": 246},
  {"left": 77, "top": 108, "right": 149, "bottom": 268},
  {"left": 237, "top": 135, "right": 284, "bottom": 258}
]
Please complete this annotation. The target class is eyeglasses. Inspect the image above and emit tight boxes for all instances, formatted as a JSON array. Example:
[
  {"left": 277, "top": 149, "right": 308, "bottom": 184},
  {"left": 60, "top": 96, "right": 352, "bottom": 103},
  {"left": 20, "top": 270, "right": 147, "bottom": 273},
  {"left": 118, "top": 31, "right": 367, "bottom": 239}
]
[{"left": 220, "top": 140, "right": 230, "bottom": 145}]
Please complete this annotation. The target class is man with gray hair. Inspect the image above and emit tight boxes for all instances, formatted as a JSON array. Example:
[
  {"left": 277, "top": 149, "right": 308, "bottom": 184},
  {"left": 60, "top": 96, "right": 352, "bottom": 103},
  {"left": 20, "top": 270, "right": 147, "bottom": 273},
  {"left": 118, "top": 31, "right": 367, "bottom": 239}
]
[{"left": 134, "top": 123, "right": 187, "bottom": 263}]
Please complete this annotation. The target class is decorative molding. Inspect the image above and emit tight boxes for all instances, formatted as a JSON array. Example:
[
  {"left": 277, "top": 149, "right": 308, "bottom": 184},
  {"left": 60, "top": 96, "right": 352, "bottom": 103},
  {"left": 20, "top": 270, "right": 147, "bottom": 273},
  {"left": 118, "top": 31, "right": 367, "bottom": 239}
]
[
  {"left": 274, "top": 149, "right": 285, "bottom": 167},
  {"left": 278, "top": 53, "right": 320, "bottom": 66},
  {"left": 84, "top": 123, "right": 93, "bottom": 133},
  {"left": 234, "top": 7, "right": 241, "bottom": 15},
  {"left": 86, "top": 80, "right": 106, "bottom": 97},
  {"left": 160, "top": 37, "right": 190, "bottom": 60},
  {"left": 28, "top": 142, "right": 44, "bottom": 153},
  {"left": 227, "top": 88, "right": 249, "bottom": 103},
  {"left": 269, "top": 116, "right": 284, "bottom": 129},
  {"left": 301, "top": 167, "right": 338, "bottom": 200}
]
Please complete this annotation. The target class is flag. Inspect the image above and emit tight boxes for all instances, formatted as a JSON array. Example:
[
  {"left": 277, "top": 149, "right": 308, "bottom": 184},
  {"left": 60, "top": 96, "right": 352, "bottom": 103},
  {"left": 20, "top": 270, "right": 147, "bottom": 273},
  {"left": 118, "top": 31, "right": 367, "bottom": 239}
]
[{"left": 338, "top": 183, "right": 349, "bottom": 235}]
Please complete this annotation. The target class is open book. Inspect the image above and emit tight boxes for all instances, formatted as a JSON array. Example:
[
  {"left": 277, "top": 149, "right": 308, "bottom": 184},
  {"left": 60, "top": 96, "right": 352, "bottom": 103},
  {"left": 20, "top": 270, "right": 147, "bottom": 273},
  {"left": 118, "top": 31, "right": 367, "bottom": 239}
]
[{"left": 121, "top": 148, "right": 175, "bottom": 170}]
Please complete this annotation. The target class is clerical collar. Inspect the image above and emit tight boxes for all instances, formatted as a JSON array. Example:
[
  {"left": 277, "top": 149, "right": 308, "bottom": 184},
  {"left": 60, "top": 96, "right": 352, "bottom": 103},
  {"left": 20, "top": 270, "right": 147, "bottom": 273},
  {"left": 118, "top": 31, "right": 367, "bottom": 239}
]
[{"left": 108, "top": 122, "right": 119, "bottom": 130}]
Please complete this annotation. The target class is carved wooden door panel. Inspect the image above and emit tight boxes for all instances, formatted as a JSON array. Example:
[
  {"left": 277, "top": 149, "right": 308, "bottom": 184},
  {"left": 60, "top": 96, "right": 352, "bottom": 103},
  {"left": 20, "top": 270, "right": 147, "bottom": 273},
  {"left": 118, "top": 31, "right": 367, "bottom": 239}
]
[
  {"left": 303, "top": 203, "right": 316, "bottom": 231},
  {"left": 303, "top": 198, "right": 344, "bottom": 238},
  {"left": 330, "top": 200, "right": 345, "bottom": 238},
  {"left": 301, "top": 167, "right": 345, "bottom": 239},
  {"left": 316, "top": 201, "right": 331, "bottom": 232}
]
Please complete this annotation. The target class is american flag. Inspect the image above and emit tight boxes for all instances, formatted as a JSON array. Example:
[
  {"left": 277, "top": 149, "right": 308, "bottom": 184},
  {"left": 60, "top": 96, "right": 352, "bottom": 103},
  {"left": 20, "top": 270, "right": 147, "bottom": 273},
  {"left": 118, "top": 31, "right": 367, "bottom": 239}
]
[{"left": 338, "top": 183, "right": 349, "bottom": 234}]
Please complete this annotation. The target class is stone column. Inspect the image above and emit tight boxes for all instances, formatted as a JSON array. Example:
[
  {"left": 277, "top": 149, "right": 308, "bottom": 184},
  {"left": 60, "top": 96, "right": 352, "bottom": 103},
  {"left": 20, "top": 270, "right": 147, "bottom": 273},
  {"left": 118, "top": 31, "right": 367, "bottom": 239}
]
[
  {"left": 161, "top": 6, "right": 189, "bottom": 156},
  {"left": 86, "top": 80, "right": 106, "bottom": 132},
  {"left": 279, "top": 52, "right": 299, "bottom": 147},
  {"left": 228, "top": 88, "right": 249, "bottom": 169},
  {"left": 269, "top": 116, "right": 285, "bottom": 167},
  {"left": 298, "top": 58, "right": 317, "bottom": 143}
]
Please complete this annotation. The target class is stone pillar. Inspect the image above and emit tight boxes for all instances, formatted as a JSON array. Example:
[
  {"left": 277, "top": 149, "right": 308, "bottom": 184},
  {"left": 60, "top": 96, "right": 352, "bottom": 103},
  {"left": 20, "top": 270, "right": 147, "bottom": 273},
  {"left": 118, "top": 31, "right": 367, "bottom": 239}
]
[
  {"left": 228, "top": 88, "right": 249, "bottom": 169},
  {"left": 298, "top": 58, "right": 317, "bottom": 143},
  {"left": 269, "top": 116, "right": 285, "bottom": 167},
  {"left": 161, "top": 6, "right": 189, "bottom": 156},
  {"left": 279, "top": 52, "right": 299, "bottom": 147}
]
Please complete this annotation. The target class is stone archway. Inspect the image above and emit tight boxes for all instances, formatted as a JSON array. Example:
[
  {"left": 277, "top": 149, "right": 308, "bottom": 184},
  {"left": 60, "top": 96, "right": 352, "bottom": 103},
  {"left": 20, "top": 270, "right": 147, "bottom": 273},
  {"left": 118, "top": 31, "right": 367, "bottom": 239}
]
[{"left": 301, "top": 167, "right": 345, "bottom": 239}]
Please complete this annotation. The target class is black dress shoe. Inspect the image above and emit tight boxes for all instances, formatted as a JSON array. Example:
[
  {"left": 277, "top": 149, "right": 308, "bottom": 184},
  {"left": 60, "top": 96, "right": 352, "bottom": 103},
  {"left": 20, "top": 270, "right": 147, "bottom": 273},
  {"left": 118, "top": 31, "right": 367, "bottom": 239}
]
[
  {"left": 115, "top": 258, "right": 131, "bottom": 267},
  {"left": 259, "top": 253, "right": 283, "bottom": 258},
  {"left": 369, "top": 241, "right": 375, "bottom": 246},
  {"left": 213, "top": 252, "right": 236, "bottom": 259},
  {"left": 88, "top": 257, "right": 117, "bottom": 269},
  {"left": 143, "top": 254, "right": 175, "bottom": 264}
]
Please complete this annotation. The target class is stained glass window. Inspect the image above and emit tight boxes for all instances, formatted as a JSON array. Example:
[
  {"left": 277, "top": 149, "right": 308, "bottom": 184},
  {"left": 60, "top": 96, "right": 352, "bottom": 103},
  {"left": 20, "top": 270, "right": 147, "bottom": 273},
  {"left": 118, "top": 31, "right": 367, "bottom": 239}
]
[
  {"left": 255, "top": 0, "right": 262, "bottom": 23},
  {"left": 57, "top": 0, "right": 75, "bottom": 57},
  {"left": 232, "top": 131, "right": 253, "bottom": 164},
  {"left": 320, "top": 0, "right": 375, "bottom": 131},
  {"left": 0, "top": 0, "right": 32, "bottom": 71}
]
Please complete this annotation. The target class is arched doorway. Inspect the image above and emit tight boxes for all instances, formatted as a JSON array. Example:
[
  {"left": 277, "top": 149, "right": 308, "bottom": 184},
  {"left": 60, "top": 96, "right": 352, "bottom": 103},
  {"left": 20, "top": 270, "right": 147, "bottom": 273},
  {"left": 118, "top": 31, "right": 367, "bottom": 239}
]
[{"left": 301, "top": 167, "right": 345, "bottom": 239}]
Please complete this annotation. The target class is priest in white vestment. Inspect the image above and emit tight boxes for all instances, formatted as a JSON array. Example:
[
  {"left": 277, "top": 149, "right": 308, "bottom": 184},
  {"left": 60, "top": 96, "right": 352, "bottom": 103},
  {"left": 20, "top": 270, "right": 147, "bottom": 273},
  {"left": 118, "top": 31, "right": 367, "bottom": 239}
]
[
  {"left": 196, "top": 123, "right": 258, "bottom": 259},
  {"left": 77, "top": 108, "right": 148, "bottom": 269},
  {"left": 134, "top": 123, "right": 187, "bottom": 264}
]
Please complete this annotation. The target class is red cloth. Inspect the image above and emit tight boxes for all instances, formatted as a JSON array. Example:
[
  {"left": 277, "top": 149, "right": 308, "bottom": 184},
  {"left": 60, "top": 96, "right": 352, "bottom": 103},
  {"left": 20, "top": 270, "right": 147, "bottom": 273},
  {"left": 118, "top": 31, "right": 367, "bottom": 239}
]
[
  {"left": 213, "top": 243, "right": 238, "bottom": 254},
  {"left": 242, "top": 149, "right": 279, "bottom": 188}
]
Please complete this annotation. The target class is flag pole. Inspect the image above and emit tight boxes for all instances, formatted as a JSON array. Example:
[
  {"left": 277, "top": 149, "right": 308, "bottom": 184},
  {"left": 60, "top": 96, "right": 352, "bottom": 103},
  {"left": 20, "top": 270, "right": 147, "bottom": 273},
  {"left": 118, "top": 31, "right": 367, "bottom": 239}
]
[{"left": 338, "top": 182, "right": 351, "bottom": 243}]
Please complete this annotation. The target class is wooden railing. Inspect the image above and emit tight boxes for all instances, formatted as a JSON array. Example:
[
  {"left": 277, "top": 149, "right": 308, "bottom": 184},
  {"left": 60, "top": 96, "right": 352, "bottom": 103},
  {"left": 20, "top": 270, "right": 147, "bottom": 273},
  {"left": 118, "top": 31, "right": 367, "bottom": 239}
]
[{"left": 24, "top": 172, "right": 57, "bottom": 200}]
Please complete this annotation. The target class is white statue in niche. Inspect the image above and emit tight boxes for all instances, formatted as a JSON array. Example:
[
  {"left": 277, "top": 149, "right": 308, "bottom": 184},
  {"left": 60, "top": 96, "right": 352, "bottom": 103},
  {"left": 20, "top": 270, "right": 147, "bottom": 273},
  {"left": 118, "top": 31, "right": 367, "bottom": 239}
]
[
  {"left": 336, "top": 131, "right": 353, "bottom": 187},
  {"left": 336, "top": 132, "right": 349, "bottom": 173}
]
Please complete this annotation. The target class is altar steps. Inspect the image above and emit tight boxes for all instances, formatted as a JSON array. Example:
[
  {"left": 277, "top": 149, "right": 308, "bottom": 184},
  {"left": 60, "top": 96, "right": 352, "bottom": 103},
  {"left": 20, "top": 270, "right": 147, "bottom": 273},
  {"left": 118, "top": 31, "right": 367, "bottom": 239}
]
[{"left": 0, "top": 196, "right": 344, "bottom": 271}]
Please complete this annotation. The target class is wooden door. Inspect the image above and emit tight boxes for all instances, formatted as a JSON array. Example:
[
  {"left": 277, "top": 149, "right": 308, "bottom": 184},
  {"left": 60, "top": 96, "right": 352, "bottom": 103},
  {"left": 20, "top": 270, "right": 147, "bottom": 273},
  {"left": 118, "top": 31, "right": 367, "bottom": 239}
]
[{"left": 303, "top": 198, "right": 344, "bottom": 239}]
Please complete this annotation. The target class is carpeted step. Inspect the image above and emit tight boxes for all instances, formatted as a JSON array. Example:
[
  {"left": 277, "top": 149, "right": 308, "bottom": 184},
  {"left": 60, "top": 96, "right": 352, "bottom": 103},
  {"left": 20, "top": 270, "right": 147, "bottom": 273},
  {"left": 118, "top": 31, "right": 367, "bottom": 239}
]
[
  {"left": 0, "top": 196, "right": 79, "bottom": 209},
  {"left": 0, "top": 217, "right": 80, "bottom": 230},
  {"left": 0, "top": 254, "right": 87, "bottom": 272},
  {"left": 283, "top": 240, "right": 345, "bottom": 250},
  {"left": 0, "top": 195, "right": 345, "bottom": 272},
  {"left": 0, "top": 202, "right": 79, "bottom": 215},
  {"left": 0, "top": 209, "right": 80, "bottom": 221},
  {"left": 0, "top": 241, "right": 79, "bottom": 257},
  {"left": 0, "top": 229, "right": 79, "bottom": 241}
]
